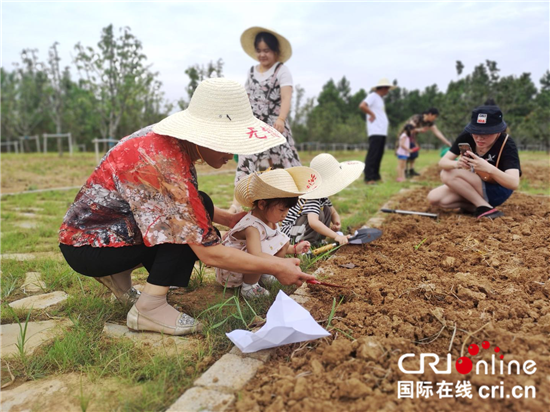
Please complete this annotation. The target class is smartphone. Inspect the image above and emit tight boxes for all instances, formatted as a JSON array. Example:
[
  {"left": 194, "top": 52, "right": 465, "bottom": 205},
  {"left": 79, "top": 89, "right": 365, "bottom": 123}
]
[
  {"left": 458, "top": 143, "right": 473, "bottom": 156},
  {"left": 458, "top": 143, "right": 475, "bottom": 172}
]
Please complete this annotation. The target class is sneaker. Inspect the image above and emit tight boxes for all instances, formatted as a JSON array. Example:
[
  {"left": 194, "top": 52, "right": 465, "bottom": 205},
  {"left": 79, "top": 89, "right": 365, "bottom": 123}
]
[
  {"left": 410, "top": 169, "right": 421, "bottom": 177},
  {"left": 126, "top": 305, "right": 202, "bottom": 336},
  {"left": 476, "top": 207, "right": 504, "bottom": 219},
  {"left": 396, "top": 177, "right": 405, "bottom": 182},
  {"left": 259, "top": 274, "right": 278, "bottom": 287},
  {"left": 241, "top": 283, "right": 270, "bottom": 299}
]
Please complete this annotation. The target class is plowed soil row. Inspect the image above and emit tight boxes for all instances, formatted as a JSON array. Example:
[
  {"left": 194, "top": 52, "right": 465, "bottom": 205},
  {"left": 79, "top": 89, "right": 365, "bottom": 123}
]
[{"left": 233, "top": 166, "right": 550, "bottom": 412}]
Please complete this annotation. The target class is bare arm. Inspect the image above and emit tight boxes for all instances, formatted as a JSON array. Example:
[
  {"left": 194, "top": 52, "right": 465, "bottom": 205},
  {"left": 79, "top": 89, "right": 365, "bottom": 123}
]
[
  {"left": 274, "top": 86, "right": 292, "bottom": 133},
  {"left": 286, "top": 240, "right": 310, "bottom": 255},
  {"left": 213, "top": 206, "right": 246, "bottom": 228},
  {"left": 463, "top": 153, "right": 521, "bottom": 190},
  {"left": 438, "top": 150, "right": 460, "bottom": 170},
  {"left": 359, "top": 101, "right": 375, "bottom": 122},
  {"left": 189, "top": 242, "right": 314, "bottom": 286},
  {"left": 430, "top": 125, "right": 452, "bottom": 146},
  {"left": 307, "top": 213, "right": 349, "bottom": 245},
  {"left": 330, "top": 206, "right": 342, "bottom": 231}
]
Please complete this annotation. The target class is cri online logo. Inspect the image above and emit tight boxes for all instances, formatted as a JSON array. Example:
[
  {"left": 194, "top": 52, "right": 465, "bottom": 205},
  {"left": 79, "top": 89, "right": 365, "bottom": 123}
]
[
  {"left": 457, "top": 340, "right": 501, "bottom": 374},
  {"left": 398, "top": 340, "right": 537, "bottom": 376}
]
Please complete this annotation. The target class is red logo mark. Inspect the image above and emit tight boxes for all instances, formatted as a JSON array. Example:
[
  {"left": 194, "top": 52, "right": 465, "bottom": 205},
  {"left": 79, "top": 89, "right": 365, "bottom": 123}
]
[
  {"left": 455, "top": 340, "right": 505, "bottom": 375},
  {"left": 246, "top": 127, "right": 267, "bottom": 140},
  {"left": 306, "top": 173, "right": 317, "bottom": 189}
]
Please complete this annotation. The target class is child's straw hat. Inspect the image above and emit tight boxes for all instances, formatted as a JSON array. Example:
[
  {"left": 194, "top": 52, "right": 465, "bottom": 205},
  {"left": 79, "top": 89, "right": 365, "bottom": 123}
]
[
  {"left": 153, "top": 78, "right": 285, "bottom": 155},
  {"left": 240, "top": 27, "right": 292, "bottom": 63},
  {"left": 301, "top": 154, "right": 364, "bottom": 200},
  {"left": 235, "top": 167, "right": 321, "bottom": 208}
]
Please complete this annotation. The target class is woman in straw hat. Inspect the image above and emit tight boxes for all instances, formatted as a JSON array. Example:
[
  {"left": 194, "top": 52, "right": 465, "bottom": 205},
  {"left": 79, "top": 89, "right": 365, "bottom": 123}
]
[
  {"left": 216, "top": 167, "right": 318, "bottom": 298},
  {"left": 281, "top": 153, "right": 365, "bottom": 246},
  {"left": 229, "top": 27, "right": 302, "bottom": 212},
  {"left": 58, "top": 78, "right": 315, "bottom": 336}
]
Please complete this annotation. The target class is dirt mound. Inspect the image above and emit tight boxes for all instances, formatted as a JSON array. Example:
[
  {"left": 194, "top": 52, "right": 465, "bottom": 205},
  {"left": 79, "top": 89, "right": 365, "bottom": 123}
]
[{"left": 232, "top": 167, "right": 550, "bottom": 412}]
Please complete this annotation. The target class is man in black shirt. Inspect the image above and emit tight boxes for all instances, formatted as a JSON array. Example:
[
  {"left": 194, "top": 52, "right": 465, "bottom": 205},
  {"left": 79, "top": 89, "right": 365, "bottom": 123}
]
[{"left": 427, "top": 105, "right": 521, "bottom": 219}]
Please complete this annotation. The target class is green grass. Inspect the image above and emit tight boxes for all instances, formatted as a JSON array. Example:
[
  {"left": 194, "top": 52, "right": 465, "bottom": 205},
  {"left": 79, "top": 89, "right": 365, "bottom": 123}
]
[{"left": 0, "top": 149, "right": 547, "bottom": 410}]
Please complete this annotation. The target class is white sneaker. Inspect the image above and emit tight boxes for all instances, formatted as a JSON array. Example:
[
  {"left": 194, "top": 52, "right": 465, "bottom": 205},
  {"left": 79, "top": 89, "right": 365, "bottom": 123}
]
[
  {"left": 241, "top": 283, "right": 270, "bottom": 299},
  {"left": 260, "top": 274, "right": 278, "bottom": 287}
]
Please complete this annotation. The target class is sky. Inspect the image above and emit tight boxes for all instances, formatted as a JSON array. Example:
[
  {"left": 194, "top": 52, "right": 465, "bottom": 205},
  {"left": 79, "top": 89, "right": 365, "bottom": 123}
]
[{"left": 2, "top": 1, "right": 549, "bottom": 110}]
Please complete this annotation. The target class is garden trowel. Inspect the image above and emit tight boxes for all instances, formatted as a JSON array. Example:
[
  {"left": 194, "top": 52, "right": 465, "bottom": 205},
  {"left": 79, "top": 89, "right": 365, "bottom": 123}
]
[{"left": 311, "top": 227, "right": 383, "bottom": 256}]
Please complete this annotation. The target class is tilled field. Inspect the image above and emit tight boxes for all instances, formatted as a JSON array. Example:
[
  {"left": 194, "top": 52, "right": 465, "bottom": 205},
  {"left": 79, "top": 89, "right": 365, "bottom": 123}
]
[{"left": 233, "top": 167, "right": 550, "bottom": 412}]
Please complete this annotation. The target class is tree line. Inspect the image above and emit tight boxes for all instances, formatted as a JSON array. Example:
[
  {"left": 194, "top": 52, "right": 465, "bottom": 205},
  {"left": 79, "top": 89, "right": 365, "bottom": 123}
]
[
  {"left": 2, "top": 24, "right": 548, "bottom": 151},
  {"left": 290, "top": 61, "right": 549, "bottom": 149}
]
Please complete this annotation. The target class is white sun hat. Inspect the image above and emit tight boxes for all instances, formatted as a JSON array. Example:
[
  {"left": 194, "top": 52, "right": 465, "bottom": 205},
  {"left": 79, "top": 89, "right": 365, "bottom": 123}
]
[
  {"left": 370, "top": 78, "right": 397, "bottom": 92},
  {"left": 235, "top": 167, "right": 322, "bottom": 208},
  {"left": 152, "top": 78, "right": 286, "bottom": 155},
  {"left": 301, "top": 153, "right": 364, "bottom": 200},
  {"left": 240, "top": 26, "right": 292, "bottom": 63}
]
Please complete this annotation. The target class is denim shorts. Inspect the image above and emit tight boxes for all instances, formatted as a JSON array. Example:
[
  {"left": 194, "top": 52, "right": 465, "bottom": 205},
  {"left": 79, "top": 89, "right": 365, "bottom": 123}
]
[
  {"left": 397, "top": 155, "right": 409, "bottom": 160},
  {"left": 482, "top": 182, "right": 514, "bottom": 207}
]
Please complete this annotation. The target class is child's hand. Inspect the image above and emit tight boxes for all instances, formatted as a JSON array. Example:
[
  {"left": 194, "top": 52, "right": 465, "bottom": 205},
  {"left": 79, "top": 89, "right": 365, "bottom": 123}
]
[
  {"left": 330, "top": 221, "right": 341, "bottom": 231},
  {"left": 296, "top": 241, "right": 310, "bottom": 254},
  {"left": 334, "top": 234, "right": 350, "bottom": 245}
]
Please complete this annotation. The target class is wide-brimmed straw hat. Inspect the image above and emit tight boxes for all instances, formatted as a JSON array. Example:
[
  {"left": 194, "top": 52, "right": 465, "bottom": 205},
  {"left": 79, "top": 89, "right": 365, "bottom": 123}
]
[
  {"left": 240, "top": 26, "right": 292, "bottom": 63},
  {"left": 370, "top": 78, "right": 397, "bottom": 92},
  {"left": 152, "top": 78, "right": 285, "bottom": 155},
  {"left": 301, "top": 154, "right": 364, "bottom": 200},
  {"left": 464, "top": 105, "right": 507, "bottom": 135},
  {"left": 235, "top": 167, "right": 321, "bottom": 208}
]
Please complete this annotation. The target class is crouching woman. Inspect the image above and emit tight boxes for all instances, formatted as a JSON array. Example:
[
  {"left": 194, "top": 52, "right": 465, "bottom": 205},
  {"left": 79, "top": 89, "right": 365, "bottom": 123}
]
[{"left": 427, "top": 105, "right": 521, "bottom": 219}]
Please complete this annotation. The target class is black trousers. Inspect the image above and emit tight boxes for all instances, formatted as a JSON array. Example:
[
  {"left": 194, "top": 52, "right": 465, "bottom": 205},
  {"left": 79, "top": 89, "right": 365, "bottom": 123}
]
[
  {"left": 59, "top": 191, "right": 215, "bottom": 288},
  {"left": 364, "top": 135, "right": 386, "bottom": 181}
]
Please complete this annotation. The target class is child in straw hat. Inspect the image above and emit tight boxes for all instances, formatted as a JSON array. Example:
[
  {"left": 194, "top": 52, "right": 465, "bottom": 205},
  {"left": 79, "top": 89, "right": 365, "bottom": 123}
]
[
  {"left": 216, "top": 167, "right": 319, "bottom": 299},
  {"left": 281, "top": 154, "right": 364, "bottom": 247}
]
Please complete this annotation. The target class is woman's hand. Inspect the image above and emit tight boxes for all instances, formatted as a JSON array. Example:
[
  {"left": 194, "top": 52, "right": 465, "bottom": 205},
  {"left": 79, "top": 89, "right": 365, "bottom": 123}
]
[
  {"left": 274, "top": 118, "right": 285, "bottom": 133},
  {"left": 274, "top": 258, "right": 315, "bottom": 286},
  {"left": 465, "top": 151, "right": 494, "bottom": 174},
  {"left": 334, "top": 234, "right": 350, "bottom": 245},
  {"left": 457, "top": 154, "right": 470, "bottom": 169},
  {"left": 227, "top": 211, "right": 247, "bottom": 228}
]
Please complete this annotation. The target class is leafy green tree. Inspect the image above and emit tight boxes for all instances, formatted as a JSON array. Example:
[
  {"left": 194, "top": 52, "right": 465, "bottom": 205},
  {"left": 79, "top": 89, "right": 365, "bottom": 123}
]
[
  {"left": 74, "top": 25, "right": 161, "bottom": 139},
  {"left": 516, "top": 71, "right": 550, "bottom": 149},
  {"left": 1, "top": 49, "right": 49, "bottom": 140}
]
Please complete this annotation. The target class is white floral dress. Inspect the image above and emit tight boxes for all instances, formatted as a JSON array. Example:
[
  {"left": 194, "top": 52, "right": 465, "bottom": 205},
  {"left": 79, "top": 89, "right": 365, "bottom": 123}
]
[
  {"left": 234, "top": 63, "right": 302, "bottom": 185},
  {"left": 215, "top": 212, "right": 289, "bottom": 287}
]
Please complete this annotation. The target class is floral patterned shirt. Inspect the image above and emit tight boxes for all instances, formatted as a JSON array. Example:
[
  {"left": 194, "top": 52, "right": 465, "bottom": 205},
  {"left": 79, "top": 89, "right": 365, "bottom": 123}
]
[{"left": 59, "top": 127, "right": 220, "bottom": 248}]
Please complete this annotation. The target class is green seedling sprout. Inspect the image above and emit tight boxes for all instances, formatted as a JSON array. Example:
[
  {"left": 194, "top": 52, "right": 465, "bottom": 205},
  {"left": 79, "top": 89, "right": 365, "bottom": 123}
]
[
  {"left": 414, "top": 238, "right": 427, "bottom": 251},
  {"left": 14, "top": 309, "right": 33, "bottom": 362}
]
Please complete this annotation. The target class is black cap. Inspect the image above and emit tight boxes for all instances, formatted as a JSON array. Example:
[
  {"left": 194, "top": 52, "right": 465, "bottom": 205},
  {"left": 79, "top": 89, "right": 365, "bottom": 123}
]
[{"left": 464, "top": 105, "right": 507, "bottom": 135}]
